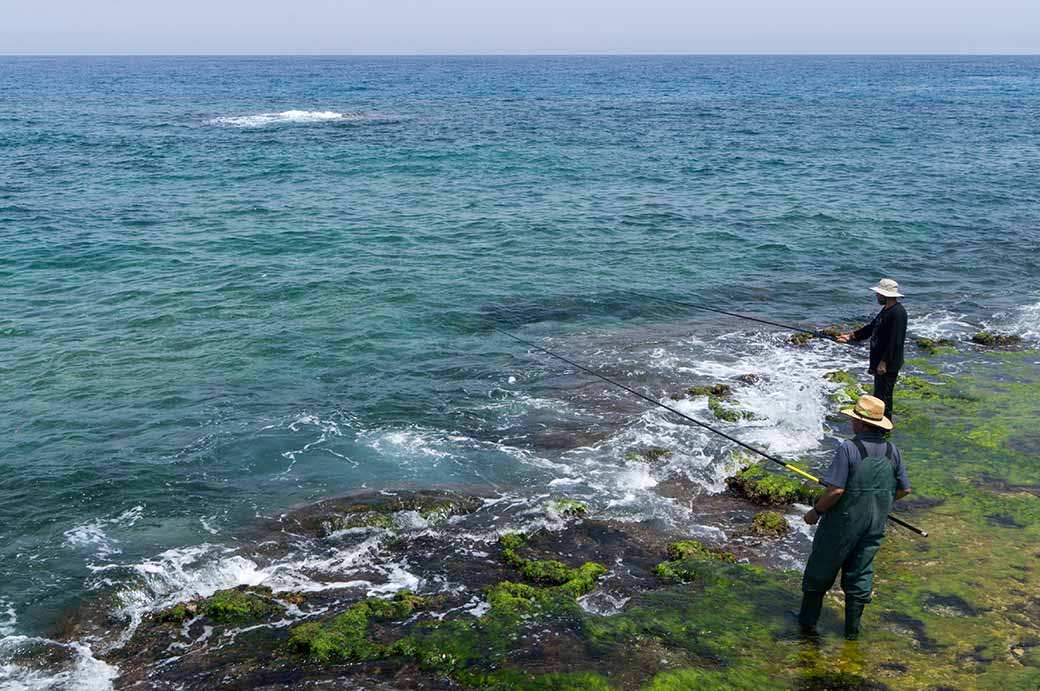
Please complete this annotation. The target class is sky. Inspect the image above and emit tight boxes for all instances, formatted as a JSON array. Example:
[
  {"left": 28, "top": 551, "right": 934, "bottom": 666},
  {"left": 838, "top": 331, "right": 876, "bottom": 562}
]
[{"left": 1, "top": 0, "right": 1038, "bottom": 55}]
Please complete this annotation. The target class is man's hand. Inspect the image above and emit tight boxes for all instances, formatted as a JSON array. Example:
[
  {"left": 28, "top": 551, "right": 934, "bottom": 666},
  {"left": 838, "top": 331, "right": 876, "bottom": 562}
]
[
  {"left": 803, "top": 508, "right": 820, "bottom": 525},
  {"left": 877, "top": 360, "right": 887, "bottom": 375},
  {"left": 837, "top": 333, "right": 852, "bottom": 344}
]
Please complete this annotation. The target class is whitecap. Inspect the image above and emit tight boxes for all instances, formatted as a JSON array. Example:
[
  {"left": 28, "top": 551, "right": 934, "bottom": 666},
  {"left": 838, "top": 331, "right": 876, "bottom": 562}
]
[{"left": 208, "top": 110, "right": 366, "bottom": 127}]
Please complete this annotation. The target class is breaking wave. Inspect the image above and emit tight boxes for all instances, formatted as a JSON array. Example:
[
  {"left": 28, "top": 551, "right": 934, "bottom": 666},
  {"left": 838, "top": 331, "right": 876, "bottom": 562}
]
[{"left": 208, "top": 110, "right": 369, "bottom": 127}]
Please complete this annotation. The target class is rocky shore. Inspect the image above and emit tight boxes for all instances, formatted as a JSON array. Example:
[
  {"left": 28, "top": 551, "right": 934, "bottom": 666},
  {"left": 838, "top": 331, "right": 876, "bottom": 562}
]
[{"left": 27, "top": 348, "right": 1040, "bottom": 690}]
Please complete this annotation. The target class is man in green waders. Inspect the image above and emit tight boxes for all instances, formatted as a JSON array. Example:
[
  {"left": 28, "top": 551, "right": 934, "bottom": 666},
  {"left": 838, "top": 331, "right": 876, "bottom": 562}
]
[{"left": 798, "top": 394, "right": 911, "bottom": 640}]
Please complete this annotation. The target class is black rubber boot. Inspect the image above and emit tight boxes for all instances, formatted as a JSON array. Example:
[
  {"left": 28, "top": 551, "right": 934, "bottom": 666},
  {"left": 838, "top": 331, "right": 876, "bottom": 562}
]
[
  {"left": 798, "top": 592, "right": 824, "bottom": 636},
  {"left": 845, "top": 599, "right": 866, "bottom": 640}
]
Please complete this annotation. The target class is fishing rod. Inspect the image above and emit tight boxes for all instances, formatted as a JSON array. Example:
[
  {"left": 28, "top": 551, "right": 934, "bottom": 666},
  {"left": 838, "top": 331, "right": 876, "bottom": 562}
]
[
  {"left": 495, "top": 328, "right": 927, "bottom": 537},
  {"left": 623, "top": 290, "right": 850, "bottom": 344}
]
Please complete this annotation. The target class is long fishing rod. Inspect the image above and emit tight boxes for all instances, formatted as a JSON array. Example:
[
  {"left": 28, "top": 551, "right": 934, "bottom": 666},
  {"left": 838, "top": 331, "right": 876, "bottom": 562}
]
[
  {"left": 624, "top": 290, "right": 850, "bottom": 344},
  {"left": 495, "top": 328, "right": 927, "bottom": 537}
]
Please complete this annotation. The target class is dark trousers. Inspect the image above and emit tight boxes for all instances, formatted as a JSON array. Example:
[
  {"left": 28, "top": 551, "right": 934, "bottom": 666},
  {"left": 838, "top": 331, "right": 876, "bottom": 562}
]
[{"left": 873, "top": 372, "right": 898, "bottom": 419}]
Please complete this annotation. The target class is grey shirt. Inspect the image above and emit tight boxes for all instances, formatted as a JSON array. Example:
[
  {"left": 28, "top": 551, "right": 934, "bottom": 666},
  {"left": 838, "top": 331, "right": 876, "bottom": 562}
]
[{"left": 822, "top": 431, "right": 911, "bottom": 491}]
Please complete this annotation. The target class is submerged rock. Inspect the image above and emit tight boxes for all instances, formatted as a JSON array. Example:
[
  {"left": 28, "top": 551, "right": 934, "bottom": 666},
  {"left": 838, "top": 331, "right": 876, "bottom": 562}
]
[
  {"left": 545, "top": 499, "right": 589, "bottom": 518},
  {"left": 626, "top": 447, "right": 672, "bottom": 464},
  {"left": 671, "top": 383, "right": 732, "bottom": 401}
]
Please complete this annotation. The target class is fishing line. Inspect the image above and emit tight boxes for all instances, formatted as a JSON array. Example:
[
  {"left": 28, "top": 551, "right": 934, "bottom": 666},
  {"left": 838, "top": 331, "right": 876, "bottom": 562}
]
[
  {"left": 623, "top": 289, "right": 852, "bottom": 344},
  {"left": 495, "top": 327, "right": 927, "bottom": 537}
]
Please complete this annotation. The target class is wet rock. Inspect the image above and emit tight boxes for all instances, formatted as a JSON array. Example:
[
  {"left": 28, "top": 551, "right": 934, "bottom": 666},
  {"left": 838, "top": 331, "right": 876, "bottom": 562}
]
[
  {"left": 971, "top": 331, "right": 1021, "bottom": 347},
  {"left": 916, "top": 337, "right": 956, "bottom": 354},
  {"left": 653, "top": 540, "right": 738, "bottom": 583},
  {"left": 726, "top": 463, "right": 822, "bottom": 506},
  {"left": 738, "top": 373, "right": 760, "bottom": 385},
  {"left": 672, "top": 383, "right": 732, "bottom": 400},
  {"left": 748, "top": 510, "right": 791, "bottom": 537},
  {"left": 825, "top": 370, "right": 866, "bottom": 403},
  {"left": 545, "top": 499, "right": 589, "bottom": 518},
  {"left": 627, "top": 447, "right": 672, "bottom": 463},
  {"left": 708, "top": 395, "right": 756, "bottom": 422}
]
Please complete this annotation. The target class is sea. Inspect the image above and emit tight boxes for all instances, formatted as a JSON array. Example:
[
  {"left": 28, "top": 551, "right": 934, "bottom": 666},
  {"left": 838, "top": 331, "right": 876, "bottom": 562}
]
[{"left": 1, "top": 55, "right": 1038, "bottom": 688}]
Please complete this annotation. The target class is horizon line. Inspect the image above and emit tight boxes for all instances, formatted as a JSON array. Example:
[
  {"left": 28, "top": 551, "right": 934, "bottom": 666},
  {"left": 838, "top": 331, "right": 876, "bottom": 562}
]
[{"left": 2, "top": 51, "right": 1039, "bottom": 58}]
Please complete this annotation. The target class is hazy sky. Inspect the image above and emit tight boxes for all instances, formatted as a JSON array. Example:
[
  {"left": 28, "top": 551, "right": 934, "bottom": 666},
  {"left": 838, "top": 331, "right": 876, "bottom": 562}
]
[{"left": 2, "top": 0, "right": 1037, "bottom": 55}]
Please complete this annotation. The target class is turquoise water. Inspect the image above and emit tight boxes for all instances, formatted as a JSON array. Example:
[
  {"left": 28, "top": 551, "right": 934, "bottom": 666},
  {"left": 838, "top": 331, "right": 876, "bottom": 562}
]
[{"left": 1, "top": 55, "right": 1039, "bottom": 663}]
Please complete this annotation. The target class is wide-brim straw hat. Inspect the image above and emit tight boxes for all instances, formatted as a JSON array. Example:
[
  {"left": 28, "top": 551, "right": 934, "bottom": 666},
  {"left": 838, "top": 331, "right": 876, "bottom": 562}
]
[
  {"left": 870, "top": 278, "right": 904, "bottom": 298},
  {"left": 841, "top": 394, "right": 893, "bottom": 430}
]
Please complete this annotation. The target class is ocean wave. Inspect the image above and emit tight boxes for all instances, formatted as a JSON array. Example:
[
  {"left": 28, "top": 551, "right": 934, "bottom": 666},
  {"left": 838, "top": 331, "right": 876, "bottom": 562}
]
[
  {"left": 984, "top": 298, "right": 1040, "bottom": 342},
  {"left": 208, "top": 110, "right": 368, "bottom": 128},
  {"left": 912, "top": 309, "right": 977, "bottom": 341}
]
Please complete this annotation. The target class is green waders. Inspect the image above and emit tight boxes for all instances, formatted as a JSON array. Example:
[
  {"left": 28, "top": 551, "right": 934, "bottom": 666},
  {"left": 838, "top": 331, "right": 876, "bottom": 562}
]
[{"left": 799, "top": 440, "right": 898, "bottom": 639}]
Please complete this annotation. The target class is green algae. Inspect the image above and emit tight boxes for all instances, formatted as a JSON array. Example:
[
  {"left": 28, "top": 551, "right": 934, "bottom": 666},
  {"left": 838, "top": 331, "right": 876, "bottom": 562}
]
[
  {"left": 971, "top": 331, "right": 1022, "bottom": 347},
  {"left": 726, "top": 463, "right": 822, "bottom": 506},
  {"left": 654, "top": 540, "right": 738, "bottom": 583},
  {"left": 499, "top": 533, "right": 608, "bottom": 593},
  {"left": 327, "top": 510, "right": 398, "bottom": 532},
  {"left": 198, "top": 586, "right": 284, "bottom": 624},
  {"left": 790, "top": 328, "right": 842, "bottom": 347},
  {"left": 915, "top": 336, "right": 956, "bottom": 355},
  {"left": 708, "top": 395, "right": 756, "bottom": 422},
  {"left": 156, "top": 603, "right": 190, "bottom": 624},
  {"left": 627, "top": 447, "right": 672, "bottom": 463},
  {"left": 194, "top": 353, "right": 1040, "bottom": 690},
  {"left": 750, "top": 510, "right": 791, "bottom": 536},
  {"left": 824, "top": 370, "right": 865, "bottom": 403},
  {"left": 287, "top": 589, "right": 426, "bottom": 663},
  {"left": 545, "top": 499, "right": 589, "bottom": 518}
]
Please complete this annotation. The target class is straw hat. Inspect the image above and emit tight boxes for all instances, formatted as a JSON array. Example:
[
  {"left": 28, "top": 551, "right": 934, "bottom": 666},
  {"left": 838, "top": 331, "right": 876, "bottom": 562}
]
[
  {"left": 841, "top": 394, "right": 893, "bottom": 430},
  {"left": 870, "top": 278, "right": 904, "bottom": 298}
]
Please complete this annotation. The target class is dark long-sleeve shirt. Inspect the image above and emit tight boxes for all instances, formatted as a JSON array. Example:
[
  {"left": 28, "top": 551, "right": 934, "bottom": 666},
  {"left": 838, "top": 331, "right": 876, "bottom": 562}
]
[{"left": 853, "top": 302, "right": 907, "bottom": 374}]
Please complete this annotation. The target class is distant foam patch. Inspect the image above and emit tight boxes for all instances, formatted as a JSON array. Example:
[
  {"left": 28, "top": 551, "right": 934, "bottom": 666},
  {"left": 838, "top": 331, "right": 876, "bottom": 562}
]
[{"left": 209, "top": 110, "right": 366, "bottom": 127}]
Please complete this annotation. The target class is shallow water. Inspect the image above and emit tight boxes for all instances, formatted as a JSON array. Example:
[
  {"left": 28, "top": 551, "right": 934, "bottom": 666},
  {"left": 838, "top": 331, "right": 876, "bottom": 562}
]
[{"left": 1, "top": 55, "right": 1039, "bottom": 687}]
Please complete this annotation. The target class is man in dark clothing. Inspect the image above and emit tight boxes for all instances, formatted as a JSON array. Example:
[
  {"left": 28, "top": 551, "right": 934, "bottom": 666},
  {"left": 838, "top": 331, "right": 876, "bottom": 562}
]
[
  {"left": 798, "top": 394, "right": 911, "bottom": 640},
  {"left": 838, "top": 278, "right": 908, "bottom": 418}
]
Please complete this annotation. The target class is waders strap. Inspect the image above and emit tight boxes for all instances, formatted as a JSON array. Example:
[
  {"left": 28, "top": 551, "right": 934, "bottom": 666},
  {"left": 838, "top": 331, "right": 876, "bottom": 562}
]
[{"left": 851, "top": 439, "right": 897, "bottom": 471}]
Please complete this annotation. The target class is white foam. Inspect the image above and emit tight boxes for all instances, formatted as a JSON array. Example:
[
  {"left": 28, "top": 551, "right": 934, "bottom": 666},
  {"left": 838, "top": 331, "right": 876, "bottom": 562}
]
[
  {"left": 209, "top": 110, "right": 366, "bottom": 127},
  {"left": 986, "top": 298, "right": 1040, "bottom": 342},
  {"left": 0, "top": 637, "right": 118, "bottom": 691},
  {"left": 0, "top": 601, "right": 15, "bottom": 638},
  {"left": 62, "top": 506, "right": 144, "bottom": 559},
  {"left": 913, "top": 309, "right": 976, "bottom": 340}
]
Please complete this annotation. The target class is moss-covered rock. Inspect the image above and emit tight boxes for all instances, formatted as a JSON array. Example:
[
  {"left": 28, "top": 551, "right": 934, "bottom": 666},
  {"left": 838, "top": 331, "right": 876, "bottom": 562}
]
[
  {"left": 971, "top": 331, "right": 1021, "bottom": 347},
  {"left": 824, "top": 370, "right": 866, "bottom": 403},
  {"left": 915, "top": 336, "right": 956, "bottom": 354},
  {"left": 626, "top": 447, "right": 672, "bottom": 463},
  {"left": 156, "top": 602, "right": 192, "bottom": 624},
  {"left": 665, "top": 540, "right": 737, "bottom": 563},
  {"left": 790, "top": 327, "right": 842, "bottom": 346},
  {"left": 653, "top": 540, "right": 737, "bottom": 583},
  {"left": 286, "top": 589, "right": 426, "bottom": 663},
  {"left": 327, "top": 510, "right": 398, "bottom": 532},
  {"left": 749, "top": 510, "right": 791, "bottom": 537},
  {"left": 725, "top": 463, "right": 822, "bottom": 506},
  {"left": 545, "top": 499, "right": 589, "bottom": 518},
  {"left": 671, "top": 383, "right": 732, "bottom": 401},
  {"left": 708, "top": 395, "right": 755, "bottom": 422},
  {"left": 500, "top": 534, "right": 608, "bottom": 592},
  {"left": 197, "top": 586, "right": 284, "bottom": 624}
]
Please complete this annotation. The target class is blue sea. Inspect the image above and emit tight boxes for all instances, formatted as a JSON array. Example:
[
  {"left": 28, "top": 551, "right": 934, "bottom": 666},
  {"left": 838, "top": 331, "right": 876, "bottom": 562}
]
[{"left": 1, "top": 55, "right": 1038, "bottom": 687}]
